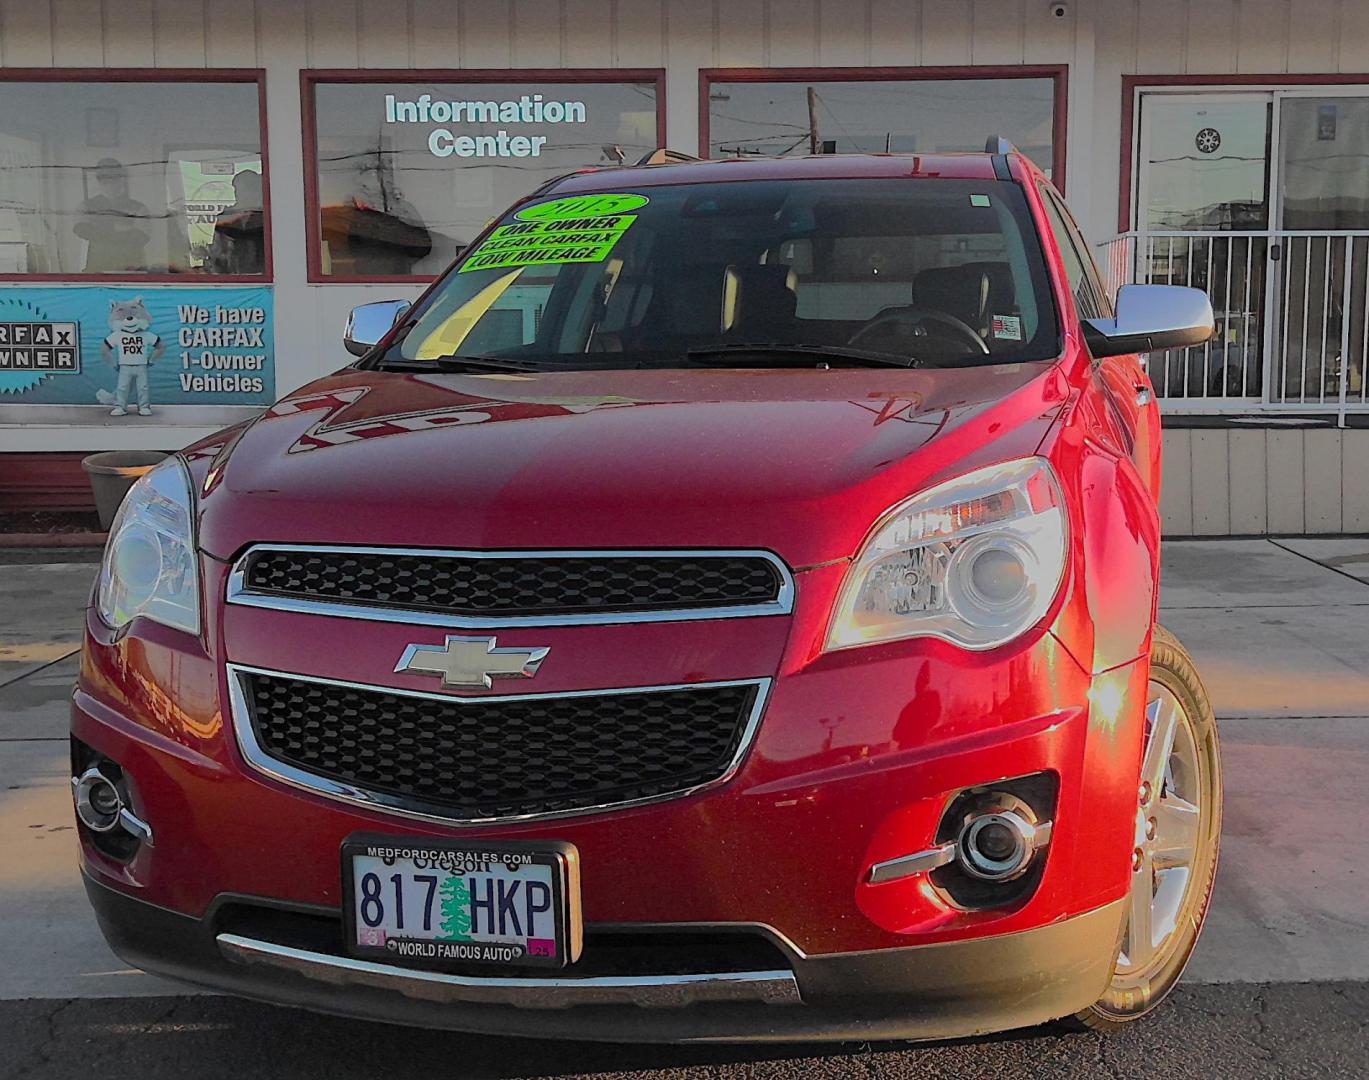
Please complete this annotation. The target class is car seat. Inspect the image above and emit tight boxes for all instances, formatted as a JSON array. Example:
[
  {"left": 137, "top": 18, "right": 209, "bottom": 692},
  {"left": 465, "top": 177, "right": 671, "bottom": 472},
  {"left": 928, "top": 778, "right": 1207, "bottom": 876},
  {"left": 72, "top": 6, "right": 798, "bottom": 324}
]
[{"left": 723, "top": 264, "right": 800, "bottom": 341}]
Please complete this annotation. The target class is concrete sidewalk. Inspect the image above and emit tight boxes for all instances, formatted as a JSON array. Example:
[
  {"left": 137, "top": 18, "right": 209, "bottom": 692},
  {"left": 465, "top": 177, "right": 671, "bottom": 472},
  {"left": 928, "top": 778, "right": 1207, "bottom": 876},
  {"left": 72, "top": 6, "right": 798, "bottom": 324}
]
[
  {"left": 2, "top": 539, "right": 1368, "bottom": 999},
  {"left": 1159, "top": 539, "right": 1369, "bottom": 982}
]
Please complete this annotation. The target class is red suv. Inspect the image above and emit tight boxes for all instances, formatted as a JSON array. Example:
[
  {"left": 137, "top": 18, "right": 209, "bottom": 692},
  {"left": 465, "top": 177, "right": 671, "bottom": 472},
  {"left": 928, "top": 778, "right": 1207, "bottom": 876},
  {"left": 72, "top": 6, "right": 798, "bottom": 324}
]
[{"left": 75, "top": 141, "right": 1222, "bottom": 1042}]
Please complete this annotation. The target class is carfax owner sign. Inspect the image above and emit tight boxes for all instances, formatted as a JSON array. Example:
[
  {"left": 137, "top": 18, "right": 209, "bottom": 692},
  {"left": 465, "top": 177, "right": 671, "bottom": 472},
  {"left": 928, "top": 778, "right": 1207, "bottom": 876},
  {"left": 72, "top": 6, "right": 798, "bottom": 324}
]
[{"left": 0, "top": 286, "right": 274, "bottom": 421}]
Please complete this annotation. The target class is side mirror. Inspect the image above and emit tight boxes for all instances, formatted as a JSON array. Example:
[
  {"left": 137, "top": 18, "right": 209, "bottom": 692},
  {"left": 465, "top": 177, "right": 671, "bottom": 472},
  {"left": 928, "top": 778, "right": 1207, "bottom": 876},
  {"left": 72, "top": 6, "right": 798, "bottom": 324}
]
[
  {"left": 1082, "top": 284, "right": 1214, "bottom": 359},
  {"left": 343, "top": 299, "right": 412, "bottom": 357}
]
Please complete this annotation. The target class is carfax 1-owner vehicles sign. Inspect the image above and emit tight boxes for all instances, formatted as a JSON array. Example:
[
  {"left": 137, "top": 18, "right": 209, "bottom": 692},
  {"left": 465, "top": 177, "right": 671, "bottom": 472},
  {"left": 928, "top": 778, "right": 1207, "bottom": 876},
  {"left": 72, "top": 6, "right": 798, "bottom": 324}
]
[{"left": 0, "top": 286, "right": 274, "bottom": 419}]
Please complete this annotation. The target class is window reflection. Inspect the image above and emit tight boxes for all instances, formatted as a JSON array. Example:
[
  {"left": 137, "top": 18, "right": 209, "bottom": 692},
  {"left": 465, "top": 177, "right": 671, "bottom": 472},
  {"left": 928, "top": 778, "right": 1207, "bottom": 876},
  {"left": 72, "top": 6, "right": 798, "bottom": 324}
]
[
  {"left": 209, "top": 169, "right": 266, "bottom": 275},
  {"left": 706, "top": 78, "right": 1057, "bottom": 177},
  {"left": 73, "top": 158, "right": 153, "bottom": 272},
  {"left": 1141, "top": 98, "right": 1271, "bottom": 232},
  {"left": 0, "top": 80, "right": 267, "bottom": 276},
  {"left": 1280, "top": 98, "right": 1369, "bottom": 230},
  {"left": 396, "top": 178, "right": 1059, "bottom": 369},
  {"left": 311, "top": 82, "right": 660, "bottom": 278}
]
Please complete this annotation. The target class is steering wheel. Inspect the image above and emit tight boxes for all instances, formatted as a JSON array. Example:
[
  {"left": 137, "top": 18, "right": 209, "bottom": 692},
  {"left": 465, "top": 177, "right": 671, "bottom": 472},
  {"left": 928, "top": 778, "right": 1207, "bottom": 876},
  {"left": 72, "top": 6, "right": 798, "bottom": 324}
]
[{"left": 847, "top": 306, "right": 991, "bottom": 358}]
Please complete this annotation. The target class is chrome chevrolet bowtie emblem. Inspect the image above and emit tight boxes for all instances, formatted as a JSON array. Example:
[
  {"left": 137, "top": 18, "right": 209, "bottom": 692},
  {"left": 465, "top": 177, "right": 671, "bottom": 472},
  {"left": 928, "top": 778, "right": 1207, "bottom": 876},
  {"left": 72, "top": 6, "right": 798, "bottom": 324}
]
[{"left": 394, "top": 635, "right": 549, "bottom": 689}]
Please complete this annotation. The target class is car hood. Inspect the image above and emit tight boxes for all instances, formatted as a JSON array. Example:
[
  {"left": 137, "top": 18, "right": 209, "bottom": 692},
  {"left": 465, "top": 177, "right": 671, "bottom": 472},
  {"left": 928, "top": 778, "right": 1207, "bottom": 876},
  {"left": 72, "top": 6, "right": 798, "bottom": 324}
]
[{"left": 191, "top": 363, "right": 1069, "bottom": 569}]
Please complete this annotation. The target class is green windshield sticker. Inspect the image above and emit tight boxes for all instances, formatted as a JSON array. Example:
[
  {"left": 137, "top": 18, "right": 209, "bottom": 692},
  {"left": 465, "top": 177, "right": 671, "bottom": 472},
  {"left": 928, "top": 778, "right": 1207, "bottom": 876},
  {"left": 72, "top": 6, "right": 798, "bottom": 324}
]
[
  {"left": 459, "top": 211, "right": 639, "bottom": 273},
  {"left": 515, "top": 193, "right": 649, "bottom": 221},
  {"left": 970, "top": 194, "right": 992, "bottom": 207}
]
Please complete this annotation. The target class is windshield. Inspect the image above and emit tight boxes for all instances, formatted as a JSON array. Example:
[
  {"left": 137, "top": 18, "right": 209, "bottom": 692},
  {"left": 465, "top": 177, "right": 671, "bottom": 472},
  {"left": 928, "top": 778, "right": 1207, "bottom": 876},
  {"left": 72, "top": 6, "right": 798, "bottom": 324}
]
[{"left": 383, "top": 177, "right": 1060, "bottom": 371}]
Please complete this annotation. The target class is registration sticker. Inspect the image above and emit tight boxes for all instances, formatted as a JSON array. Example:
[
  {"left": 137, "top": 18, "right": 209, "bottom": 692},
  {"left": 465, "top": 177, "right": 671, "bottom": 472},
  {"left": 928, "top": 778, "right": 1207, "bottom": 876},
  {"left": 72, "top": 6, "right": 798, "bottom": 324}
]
[
  {"left": 458, "top": 193, "right": 648, "bottom": 273},
  {"left": 991, "top": 314, "right": 1023, "bottom": 341}
]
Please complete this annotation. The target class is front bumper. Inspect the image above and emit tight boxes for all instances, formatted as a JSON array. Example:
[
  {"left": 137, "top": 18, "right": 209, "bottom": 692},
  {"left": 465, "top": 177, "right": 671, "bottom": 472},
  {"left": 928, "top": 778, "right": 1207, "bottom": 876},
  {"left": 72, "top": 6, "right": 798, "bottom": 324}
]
[
  {"left": 86, "top": 873, "right": 1122, "bottom": 1042},
  {"left": 74, "top": 549, "right": 1149, "bottom": 1039},
  {"left": 75, "top": 582, "right": 1146, "bottom": 951}
]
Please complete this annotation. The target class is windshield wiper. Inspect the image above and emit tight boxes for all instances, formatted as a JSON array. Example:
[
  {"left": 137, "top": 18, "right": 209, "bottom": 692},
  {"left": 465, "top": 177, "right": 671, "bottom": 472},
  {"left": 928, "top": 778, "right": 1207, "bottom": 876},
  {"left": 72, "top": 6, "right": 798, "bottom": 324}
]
[
  {"left": 373, "top": 344, "right": 920, "bottom": 375},
  {"left": 375, "top": 355, "right": 559, "bottom": 375},
  {"left": 377, "top": 354, "right": 681, "bottom": 375},
  {"left": 685, "top": 343, "right": 920, "bottom": 369},
  {"left": 435, "top": 355, "right": 549, "bottom": 374}
]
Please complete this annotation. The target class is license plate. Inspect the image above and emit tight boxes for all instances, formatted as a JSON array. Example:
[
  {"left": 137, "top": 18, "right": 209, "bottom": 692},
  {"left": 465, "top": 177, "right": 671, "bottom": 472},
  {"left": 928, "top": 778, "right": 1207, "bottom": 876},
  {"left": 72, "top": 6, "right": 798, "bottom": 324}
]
[{"left": 342, "top": 835, "right": 582, "bottom": 970}]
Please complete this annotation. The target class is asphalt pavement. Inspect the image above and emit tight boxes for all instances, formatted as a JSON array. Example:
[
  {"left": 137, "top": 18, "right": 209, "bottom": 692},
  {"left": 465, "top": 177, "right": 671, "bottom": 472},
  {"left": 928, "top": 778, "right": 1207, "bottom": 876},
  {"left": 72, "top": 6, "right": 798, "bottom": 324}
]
[
  {"left": 3, "top": 983, "right": 1367, "bottom": 1079},
  {"left": 3, "top": 538, "right": 1368, "bottom": 1078}
]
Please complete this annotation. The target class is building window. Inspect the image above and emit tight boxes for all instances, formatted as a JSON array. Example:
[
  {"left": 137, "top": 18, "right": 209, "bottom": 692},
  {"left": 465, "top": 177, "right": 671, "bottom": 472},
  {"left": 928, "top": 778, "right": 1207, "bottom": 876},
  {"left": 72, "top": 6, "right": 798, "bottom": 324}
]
[
  {"left": 1123, "top": 81, "right": 1369, "bottom": 408},
  {"left": 304, "top": 72, "right": 665, "bottom": 281},
  {"left": 702, "top": 67, "right": 1065, "bottom": 184},
  {"left": 0, "top": 72, "right": 269, "bottom": 280}
]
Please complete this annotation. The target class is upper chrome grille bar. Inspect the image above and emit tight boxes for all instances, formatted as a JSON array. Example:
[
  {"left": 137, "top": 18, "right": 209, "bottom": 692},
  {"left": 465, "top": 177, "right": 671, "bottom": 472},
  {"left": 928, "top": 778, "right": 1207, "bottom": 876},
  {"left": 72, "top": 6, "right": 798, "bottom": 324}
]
[{"left": 225, "top": 543, "right": 795, "bottom": 628}]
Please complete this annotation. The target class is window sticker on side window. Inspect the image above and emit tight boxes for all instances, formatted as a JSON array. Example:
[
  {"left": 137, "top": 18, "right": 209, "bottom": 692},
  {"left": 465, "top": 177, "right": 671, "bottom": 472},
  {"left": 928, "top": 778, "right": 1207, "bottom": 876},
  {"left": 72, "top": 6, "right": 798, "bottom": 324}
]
[
  {"left": 458, "top": 194, "right": 648, "bottom": 274},
  {"left": 991, "top": 314, "right": 1022, "bottom": 340}
]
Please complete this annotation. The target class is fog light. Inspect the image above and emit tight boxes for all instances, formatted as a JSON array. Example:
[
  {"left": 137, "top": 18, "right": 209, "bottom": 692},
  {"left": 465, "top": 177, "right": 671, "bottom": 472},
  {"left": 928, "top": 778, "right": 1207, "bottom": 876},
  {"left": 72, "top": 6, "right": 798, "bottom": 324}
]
[
  {"left": 88, "top": 778, "right": 121, "bottom": 817},
  {"left": 971, "top": 818, "right": 1019, "bottom": 860},
  {"left": 71, "top": 764, "right": 154, "bottom": 847},
  {"left": 957, "top": 807, "right": 1051, "bottom": 882},
  {"left": 864, "top": 775, "right": 1057, "bottom": 903},
  {"left": 73, "top": 768, "right": 123, "bottom": 833}
]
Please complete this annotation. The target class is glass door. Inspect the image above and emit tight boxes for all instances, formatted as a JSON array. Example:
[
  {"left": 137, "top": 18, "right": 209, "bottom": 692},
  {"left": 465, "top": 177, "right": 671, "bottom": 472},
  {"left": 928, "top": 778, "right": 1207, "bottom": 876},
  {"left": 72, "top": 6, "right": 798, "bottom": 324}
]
[
  {"left": 1267, "top": 93, "right": 1369, "bottom": 407},
  {"left": 1136, "top": 88, "right": 1369, "bottom": 409},
  {"left": 1136, "top": 93, "right": 1272, "bottom": 401}
]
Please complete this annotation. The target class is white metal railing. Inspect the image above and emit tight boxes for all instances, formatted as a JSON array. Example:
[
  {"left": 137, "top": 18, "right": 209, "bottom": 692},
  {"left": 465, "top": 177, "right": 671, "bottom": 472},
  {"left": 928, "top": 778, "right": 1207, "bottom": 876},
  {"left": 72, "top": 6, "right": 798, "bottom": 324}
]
[{"left": 1098, "top": 231, "right": 1369, "bottom": 418}]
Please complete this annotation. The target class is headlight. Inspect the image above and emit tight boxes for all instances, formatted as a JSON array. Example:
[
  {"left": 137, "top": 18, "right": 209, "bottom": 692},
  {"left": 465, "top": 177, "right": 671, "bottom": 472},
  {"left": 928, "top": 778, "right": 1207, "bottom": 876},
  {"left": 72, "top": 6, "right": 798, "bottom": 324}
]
[
  {"left": 826, "top": 457, "right": 1067, "bottom": 652},
  {"left": 97, "top": 457, "right": 200, "bottom": 635}
]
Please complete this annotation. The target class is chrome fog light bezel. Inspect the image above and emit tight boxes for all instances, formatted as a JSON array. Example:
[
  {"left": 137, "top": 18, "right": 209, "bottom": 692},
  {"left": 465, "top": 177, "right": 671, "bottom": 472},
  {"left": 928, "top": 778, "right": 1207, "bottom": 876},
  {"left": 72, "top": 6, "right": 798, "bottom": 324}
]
[
  {"left": 71, "top": 765, "right": 154, "bottom": 846},
  {"left": 73, "top": 767, "right": 123, "bottom": 833}
]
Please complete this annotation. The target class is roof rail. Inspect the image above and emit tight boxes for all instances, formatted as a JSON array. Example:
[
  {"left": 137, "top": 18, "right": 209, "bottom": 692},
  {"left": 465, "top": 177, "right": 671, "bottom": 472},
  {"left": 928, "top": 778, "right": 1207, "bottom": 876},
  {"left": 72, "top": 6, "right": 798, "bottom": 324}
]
[
  {"left": 984, "top": 135, "right": 1018, "bottom": 156},
  {"left": 632, "top": 147, "right": 703, "bottom": 166}
]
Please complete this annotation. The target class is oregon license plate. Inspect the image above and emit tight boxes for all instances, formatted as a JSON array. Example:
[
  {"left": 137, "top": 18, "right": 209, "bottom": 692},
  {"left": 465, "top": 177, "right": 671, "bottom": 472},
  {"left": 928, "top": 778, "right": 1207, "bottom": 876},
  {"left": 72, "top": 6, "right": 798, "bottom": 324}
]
[{"left": 341, "top": 836, "right": 582, "bottom": 970}]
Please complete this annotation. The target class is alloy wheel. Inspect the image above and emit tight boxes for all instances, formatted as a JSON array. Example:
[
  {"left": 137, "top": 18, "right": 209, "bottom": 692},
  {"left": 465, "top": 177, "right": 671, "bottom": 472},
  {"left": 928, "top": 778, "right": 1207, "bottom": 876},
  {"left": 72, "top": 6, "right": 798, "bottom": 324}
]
[{"left": 1113, "top": 681, "right": 1204, "bottom": 983}]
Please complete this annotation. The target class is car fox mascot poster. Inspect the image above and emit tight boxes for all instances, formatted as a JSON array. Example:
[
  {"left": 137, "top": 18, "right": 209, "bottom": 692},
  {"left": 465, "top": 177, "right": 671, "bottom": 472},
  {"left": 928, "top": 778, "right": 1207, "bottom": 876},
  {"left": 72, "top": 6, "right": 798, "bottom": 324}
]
[{"left": 0, "top": 285, "right": 274, "bottom": 422}]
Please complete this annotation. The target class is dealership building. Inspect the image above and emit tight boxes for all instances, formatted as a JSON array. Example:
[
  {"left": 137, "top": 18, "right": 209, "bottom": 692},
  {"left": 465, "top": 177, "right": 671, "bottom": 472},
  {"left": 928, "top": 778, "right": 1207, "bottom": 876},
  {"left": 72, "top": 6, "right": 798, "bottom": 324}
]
[{"left": 1, "top": 0, "right": 1367, "bottom": 535}]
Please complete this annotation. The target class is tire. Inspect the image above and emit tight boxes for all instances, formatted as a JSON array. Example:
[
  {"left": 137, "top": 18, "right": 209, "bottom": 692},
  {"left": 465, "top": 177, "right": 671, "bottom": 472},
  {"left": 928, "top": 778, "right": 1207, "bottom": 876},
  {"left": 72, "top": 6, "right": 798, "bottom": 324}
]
[{"left": 1072, "top": 624, "right": 1223, "bottom": 1032}]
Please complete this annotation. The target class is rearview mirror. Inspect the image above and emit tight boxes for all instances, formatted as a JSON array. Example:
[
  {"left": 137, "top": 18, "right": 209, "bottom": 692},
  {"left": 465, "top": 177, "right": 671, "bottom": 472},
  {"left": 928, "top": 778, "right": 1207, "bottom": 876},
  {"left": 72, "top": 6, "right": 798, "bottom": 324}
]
[
  {"left": 343, "top": 299, "right": 412, "bottom": 357},
  {"left": 1082, "top": 284, "right": 1214, "bottom": 360}
]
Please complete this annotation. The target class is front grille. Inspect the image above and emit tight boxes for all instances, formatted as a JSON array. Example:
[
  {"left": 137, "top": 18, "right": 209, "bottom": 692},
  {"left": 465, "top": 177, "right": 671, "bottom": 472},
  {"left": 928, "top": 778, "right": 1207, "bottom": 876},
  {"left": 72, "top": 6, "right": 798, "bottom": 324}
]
[
  {"left": 236, "top": 669, "right": 763, "bottom": 820},
  {"left": 235, "top": 547, "right": 787, "bottom": 622}
]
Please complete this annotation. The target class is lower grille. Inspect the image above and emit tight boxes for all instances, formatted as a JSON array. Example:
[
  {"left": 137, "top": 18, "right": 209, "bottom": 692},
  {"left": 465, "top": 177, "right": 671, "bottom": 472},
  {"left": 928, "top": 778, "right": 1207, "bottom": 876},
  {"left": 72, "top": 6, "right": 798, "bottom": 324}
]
[
  {"left": 230, "top": 667, "right": 766, "bottom": 822},
  {"left": 214, "top": 900, "right": 794, "bottom": 979}
]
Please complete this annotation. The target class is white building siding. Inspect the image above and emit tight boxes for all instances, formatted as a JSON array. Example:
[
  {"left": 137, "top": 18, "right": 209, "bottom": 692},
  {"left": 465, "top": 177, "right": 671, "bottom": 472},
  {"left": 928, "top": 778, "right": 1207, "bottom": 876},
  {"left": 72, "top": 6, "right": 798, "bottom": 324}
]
[
  {"left": 1088, "top": 0, "right": 1369, "bottom": 243},
  {"left": 0, "top": 0, "right": 1362, "bottom": 534},
  {"left": 4, "top": 0, "right": 1366, "bottom": 240},
  {"left": 1160, "top": 427, "right": 1369, "bottom": 535},
  {"left": 0, "top": 0, "right": 1094, "bottom": 456}
]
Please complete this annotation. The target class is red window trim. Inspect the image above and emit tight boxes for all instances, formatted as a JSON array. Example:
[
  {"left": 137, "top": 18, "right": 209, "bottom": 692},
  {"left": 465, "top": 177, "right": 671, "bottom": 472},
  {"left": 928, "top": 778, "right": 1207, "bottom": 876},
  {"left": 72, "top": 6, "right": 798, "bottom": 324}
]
[
  {"left": 1119, "top": 72, "right": 1369, "bottom": 235},
  {"left": 698, "top": 64, "right": 1070, "bottom": 191},
  {"left": 301, "top": 68, "right": 669, "bottom": 285},
  {"left": 0, "top": 68, "right": 272, "bottom": 285}
]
